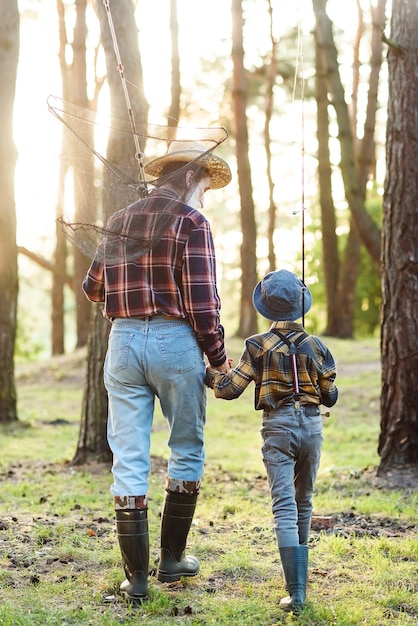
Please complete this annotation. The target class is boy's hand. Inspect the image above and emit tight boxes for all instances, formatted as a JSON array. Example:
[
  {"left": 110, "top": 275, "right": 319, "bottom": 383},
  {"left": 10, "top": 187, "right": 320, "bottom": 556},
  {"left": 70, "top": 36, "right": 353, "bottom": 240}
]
[
  {"left": 205, "top": 358, "right": 233, "bottom": 388},
  {"left": 213, "top": 360, "right": 229, "bottom": 374}
]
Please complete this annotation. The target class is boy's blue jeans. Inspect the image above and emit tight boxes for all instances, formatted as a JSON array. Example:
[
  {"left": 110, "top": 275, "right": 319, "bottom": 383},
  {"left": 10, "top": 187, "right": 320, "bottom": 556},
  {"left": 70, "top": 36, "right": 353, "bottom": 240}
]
[
  {"left": 104, "top": 316, "right": 206, "bottom": 497},
  {"left": 261, "top": 406, "right": 323, "bottom": 548}
]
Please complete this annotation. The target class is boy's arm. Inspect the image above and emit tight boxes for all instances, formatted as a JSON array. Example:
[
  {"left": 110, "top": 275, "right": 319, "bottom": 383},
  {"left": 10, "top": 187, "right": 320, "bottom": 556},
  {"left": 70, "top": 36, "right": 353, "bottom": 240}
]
[
  {"left": 205, "top": 345, "right": 254, "bottom": 400},
  {"left": 318, "top": 346, "right": 338, "bottom": 407}
]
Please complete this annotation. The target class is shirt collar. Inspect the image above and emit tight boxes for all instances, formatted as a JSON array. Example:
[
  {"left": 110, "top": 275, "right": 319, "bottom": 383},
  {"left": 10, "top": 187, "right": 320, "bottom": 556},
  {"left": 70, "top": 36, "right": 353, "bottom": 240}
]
[
  {"left": 270, "top": 320, "right": 305, "bottom": 332},
  {"left": 148, "top": 186, "right": 180, "bottom": 201}
]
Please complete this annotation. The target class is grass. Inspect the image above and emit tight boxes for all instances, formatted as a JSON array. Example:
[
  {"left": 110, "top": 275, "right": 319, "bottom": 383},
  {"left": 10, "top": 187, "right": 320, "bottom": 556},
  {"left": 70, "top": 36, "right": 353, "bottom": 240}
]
[{"left": 0, "top": 336, "right": 417, "bottom": 625}]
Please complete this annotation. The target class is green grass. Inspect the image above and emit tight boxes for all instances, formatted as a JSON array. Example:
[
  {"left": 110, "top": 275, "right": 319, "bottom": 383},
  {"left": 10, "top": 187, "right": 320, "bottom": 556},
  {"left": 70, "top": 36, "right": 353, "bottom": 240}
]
[{"left": 0, "top": 336, "right": 417, "bottom": 625}]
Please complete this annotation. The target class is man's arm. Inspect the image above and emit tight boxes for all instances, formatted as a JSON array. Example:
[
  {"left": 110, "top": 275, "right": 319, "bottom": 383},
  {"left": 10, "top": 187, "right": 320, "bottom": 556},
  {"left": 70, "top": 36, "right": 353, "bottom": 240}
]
[
  {"left": 82, "top": 258, "right": 105, "bottom": 303},
  {"left": 181, "top": 222, "right": 227, "bottom": 367}
]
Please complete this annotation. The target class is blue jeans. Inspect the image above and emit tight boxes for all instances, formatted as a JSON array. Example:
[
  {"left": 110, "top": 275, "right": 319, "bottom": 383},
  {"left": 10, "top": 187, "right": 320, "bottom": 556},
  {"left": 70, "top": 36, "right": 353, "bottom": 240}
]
[
  {"left": 103, "top": 317, "right": 206, "bottom": 497},
  {"left": 261, "top": 406, "right": 323, "bottom": 548}
]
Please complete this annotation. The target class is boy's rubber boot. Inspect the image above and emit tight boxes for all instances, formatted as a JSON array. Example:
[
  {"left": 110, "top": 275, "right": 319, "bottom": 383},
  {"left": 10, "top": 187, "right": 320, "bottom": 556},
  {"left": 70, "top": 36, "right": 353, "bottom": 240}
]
[
  {"left": 115, "top": 508, "right": 149, "bottom": 603},
  {"left": 278, "top": 545, "right": 308, "bottom": 613},
  {"left": 157, "top": 491, "right": 199, "bottom": 583},
  {"left": 279, "top": 562, "right": 288, "bottom": 591}
]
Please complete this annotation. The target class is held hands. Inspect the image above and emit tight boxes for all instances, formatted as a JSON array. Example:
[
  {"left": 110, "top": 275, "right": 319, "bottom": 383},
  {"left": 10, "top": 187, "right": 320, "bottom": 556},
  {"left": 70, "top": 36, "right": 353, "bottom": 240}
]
[
  {"left": 212, "top": 358, "right": 233, "bottom": 374},
  {"left": 204, "top": 358, "right": 233, "bottom": 388}
]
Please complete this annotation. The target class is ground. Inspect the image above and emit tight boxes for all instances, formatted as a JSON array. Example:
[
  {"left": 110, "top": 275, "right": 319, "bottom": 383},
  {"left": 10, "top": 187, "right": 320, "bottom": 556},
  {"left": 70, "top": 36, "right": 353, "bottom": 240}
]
[
  {"left": 2, "top": 348, "right": 415, "bottom": 604},
  {"left": 15, "top": 348, "right": 418, "bottom": 491},
  {"left": 0, "top": 454, "right": 416, "bottom": 606}
]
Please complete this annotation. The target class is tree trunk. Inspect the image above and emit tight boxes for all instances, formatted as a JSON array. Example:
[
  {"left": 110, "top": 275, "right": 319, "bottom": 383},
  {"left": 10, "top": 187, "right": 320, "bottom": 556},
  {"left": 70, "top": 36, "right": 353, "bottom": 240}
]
[
  {"left": 51, "top": 0, "right": 70, "bottom": 355},
  {"left": 315, "top": 39, "right": 339, "bottom": 335},
  {"left": 231, "top": 0, "right": 258, "bottom": 338},
  {"left": 356, "top": 0, "right": 386, "bottom": 195},
  {"left": 378, "top": 0, "right": 418, "bottom": 480},
  {"left": 168, "top": 0, "right": 180, "bottom": 127},
  {"left": 336, "top": 224, "right": 361, "bottom": 338},
  {"left": 315, "top": 22, "right": 360, "bottom": 340},
  {"left": 19, "top": 240, "right": 71, "bottom": 353},
  {"left": 349, "top": 0, "right": 363, "bottom": 142},
  {"left": 54, "top": 0, "right": 93, "bottom": 353},
  {"left": 336, "top": 0, "right": 386, "bottom": 339},
  {"left": 314, "top": 0, "right": 385, "bottom": 337},
  {"left": 72, "top": 305, "right": 111, "bottom": 464},
  {"left": 73, "top": 0, "right": 149, "bottom": 464},
  {"left": 313, "top": 0, "right": 381, "bottom": 272},
  {"left": 0, "top": 0, "right": 19, "bottom": 423},
  {"left": 52, "top": 214, "right": 67, "bottom": 355},
  {"left": 265, "top": 0, "right": 277, "bottom": 273},
  {"left": 72, "top": 0, "right": 93, "bottom": 348}
]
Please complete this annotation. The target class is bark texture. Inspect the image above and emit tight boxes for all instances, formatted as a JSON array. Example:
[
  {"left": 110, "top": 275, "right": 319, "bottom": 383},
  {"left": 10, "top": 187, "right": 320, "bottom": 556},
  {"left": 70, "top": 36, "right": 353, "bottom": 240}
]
[
  {"left": 73, "top": 0, "right": 148, "bottom": 464},
  {"left": 0, "top": 0, "right": 19, "bottom": 423},
  {"left": 231, "top": 0, "right": 258, "bottom": 337},
  {"left": 313, "top": 0, "right": 381, "bottom": 271},
  {"left": 378, "top": 0, "right": 418, "bottom": 476}
]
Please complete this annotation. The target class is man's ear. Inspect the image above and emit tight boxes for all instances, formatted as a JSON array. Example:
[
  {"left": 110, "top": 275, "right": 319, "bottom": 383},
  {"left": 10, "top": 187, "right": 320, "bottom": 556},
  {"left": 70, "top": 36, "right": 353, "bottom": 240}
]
[{"left": 185, "top": 170, "right": 195, "bottom": 188}]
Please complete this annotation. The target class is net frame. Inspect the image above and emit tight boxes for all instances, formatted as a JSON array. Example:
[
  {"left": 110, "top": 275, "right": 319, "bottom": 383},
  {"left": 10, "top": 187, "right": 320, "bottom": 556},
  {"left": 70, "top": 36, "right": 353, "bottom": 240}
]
[{"left": 47, "top": 95, "right": 230, "bottom": 263}]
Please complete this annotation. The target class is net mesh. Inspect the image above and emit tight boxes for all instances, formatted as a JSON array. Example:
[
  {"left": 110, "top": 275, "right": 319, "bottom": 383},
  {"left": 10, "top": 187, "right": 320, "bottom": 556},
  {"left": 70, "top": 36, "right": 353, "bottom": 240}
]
[{"left": 47, "top": 95, "right": 230, "bottom": 263}]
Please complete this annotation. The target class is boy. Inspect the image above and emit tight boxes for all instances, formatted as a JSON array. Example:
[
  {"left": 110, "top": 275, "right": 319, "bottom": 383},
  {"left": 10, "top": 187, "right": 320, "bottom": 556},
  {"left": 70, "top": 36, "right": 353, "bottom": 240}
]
[{"left": 205, "top": 269, "right": 338, "bottom": 613}]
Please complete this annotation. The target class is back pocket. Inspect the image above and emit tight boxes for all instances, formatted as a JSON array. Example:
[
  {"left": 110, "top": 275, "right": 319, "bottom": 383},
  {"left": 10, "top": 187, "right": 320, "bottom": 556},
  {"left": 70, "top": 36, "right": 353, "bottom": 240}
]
[
  {"left": 261, "top": 428, "right": 292, "bottom": 463},
  {"left": 106, "top": 332, "right": 134, "bottom": 373},
  {"left": 157, "top": 332, "right": 198, "bottom": 373}
]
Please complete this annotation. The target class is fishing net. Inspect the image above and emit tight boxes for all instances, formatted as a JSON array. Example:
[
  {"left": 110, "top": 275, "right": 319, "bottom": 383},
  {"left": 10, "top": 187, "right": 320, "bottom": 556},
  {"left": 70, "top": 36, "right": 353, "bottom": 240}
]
[{"left": 47, "top": 95, "right": 231, "bottom": 264}]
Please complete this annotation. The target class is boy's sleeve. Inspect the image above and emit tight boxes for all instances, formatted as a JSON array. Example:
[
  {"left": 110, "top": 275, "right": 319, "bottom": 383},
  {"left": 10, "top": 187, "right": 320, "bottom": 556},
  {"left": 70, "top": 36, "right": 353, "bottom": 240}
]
[
  {"left": 318, "top": 345, "right": 338, "bottom": 407},
  {"left": 205, "top": 341, "right": 255, "bottom": 399}
]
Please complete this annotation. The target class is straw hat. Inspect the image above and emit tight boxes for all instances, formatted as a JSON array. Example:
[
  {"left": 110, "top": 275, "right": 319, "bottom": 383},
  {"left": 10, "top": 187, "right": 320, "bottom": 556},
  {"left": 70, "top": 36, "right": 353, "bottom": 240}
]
[
  {"left": 144, "top": 141, "right": 231, "bottom": 190},
  {"left": 253, "top": 269, "right": 312, "bottom": 321}
]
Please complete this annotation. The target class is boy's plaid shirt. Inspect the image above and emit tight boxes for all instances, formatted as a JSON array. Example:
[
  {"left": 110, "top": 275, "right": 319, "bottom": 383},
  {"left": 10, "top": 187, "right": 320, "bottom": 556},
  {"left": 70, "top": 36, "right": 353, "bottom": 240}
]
[{"left": 206, "top": 321, "right": 338, "bottom": 409}]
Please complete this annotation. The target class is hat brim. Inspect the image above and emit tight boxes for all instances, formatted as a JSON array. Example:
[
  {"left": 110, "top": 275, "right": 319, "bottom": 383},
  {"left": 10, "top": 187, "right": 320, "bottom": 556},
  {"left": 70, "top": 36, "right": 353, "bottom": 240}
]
[
  {"left": 144, "top": 150, "right": 231, "bottom": 190},
  {"left": 252, "top": 280, "right": 312, "bottom": 321}
]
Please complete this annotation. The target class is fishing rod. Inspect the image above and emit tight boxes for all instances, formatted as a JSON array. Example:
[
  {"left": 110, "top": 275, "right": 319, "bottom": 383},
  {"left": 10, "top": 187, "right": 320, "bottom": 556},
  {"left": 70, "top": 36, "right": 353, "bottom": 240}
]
[
  {"left": 102, "top": 0, "right": 148, "bottom": 197},
  {"left": 293, "top": 22, "right": 307, "bottom": 326}
]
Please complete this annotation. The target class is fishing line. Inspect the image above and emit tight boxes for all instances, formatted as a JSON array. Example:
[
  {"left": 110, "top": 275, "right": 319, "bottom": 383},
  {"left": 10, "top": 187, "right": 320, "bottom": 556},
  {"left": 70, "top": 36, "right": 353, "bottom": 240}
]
[{"left": 293, "top": 20, "right": 307, "bottom": 325}]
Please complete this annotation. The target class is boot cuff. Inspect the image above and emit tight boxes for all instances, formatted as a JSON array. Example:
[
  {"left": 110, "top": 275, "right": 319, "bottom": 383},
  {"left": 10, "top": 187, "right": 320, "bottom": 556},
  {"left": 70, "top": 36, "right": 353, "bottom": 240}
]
[
  {"left": 166, "top": 477, "right": 201, "bottom": 495},
  {"left": 114, "top": 495, "right": 148, "bottom": 510}
]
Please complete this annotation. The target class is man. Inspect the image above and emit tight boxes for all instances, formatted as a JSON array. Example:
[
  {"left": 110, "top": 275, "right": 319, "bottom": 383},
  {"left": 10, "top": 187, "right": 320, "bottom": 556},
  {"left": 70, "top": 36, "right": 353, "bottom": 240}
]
[{"left": 83, "top": 141, "right": 231, "bottom": 603}]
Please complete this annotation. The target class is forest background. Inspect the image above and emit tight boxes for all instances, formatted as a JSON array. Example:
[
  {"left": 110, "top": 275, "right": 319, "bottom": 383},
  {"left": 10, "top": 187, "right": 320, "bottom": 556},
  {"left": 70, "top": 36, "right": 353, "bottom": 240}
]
[
  {"left": 14, "top": 0, "right": 382, "bottom": 350},
  {"left": 0, "top": 1, "right": 417, "bottom": 623}
]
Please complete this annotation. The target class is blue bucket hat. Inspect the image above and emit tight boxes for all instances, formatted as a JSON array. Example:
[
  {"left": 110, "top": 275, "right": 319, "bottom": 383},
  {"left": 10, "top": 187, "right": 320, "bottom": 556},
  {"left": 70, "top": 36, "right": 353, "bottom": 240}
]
[{"left": 252, "top": 269, "right": 312, "bottom": 321}]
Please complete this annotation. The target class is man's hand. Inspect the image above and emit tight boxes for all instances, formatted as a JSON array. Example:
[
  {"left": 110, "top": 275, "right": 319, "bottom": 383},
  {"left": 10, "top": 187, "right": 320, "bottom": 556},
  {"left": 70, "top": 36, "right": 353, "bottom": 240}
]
[{"left": 213, "top": 358, "right": 233, "bottom": 374}]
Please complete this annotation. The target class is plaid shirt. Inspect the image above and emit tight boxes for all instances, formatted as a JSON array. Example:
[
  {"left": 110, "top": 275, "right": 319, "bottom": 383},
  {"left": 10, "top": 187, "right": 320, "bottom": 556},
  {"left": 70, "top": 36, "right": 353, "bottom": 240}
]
[
  {"left": 83, "top": 187, "right": 226, "bottom": 367},
  {"left": 205, "top": 321, "right": 338, "bottom": 410}
]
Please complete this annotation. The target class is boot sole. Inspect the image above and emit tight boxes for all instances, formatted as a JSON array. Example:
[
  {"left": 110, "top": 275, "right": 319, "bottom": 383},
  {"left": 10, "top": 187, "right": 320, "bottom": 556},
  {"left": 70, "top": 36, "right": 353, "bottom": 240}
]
[
  {"left": 279, "top": 600, "right": 304, "bottom": 614},
  {"left": 121, "top": 591, "right": 148, "bottom": 604},
  {"left": 157, "top": 569, "right": 199, "bottom": 583}
]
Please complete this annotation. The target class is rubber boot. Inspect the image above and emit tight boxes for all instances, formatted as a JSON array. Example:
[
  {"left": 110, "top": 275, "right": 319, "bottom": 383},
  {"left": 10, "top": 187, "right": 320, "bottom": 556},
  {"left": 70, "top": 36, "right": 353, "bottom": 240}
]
[
  {"left": 116, "top": 508, "right": 149, "bottom": 603},
  {"left": 279, "top": 562, "right": 288, "bottom": 592},
  {"left": 157, "top": 491, "right": 199, "bottom": 583},
  {"left": 279, "top": 545, "right": 308, "bottom": 613}
]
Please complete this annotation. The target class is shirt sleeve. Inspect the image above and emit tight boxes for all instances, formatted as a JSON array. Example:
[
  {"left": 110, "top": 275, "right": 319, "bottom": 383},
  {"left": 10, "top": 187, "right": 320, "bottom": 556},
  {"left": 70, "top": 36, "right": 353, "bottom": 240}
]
[
  {"left": 312, "top": 338, "right": 338, "bottom": 407},
  {"left": 205, "top": 341, "right": 256, "bottom": 398},
  {"left": 181, "top": 222, "right": 226, "bottom": 367},
  {"left": 82, "top": 257, "right": 105, "bottom": 303}
]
